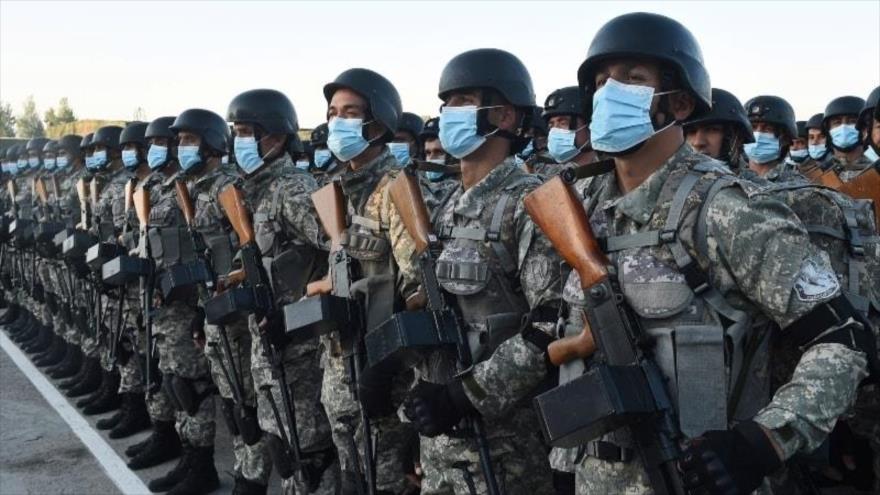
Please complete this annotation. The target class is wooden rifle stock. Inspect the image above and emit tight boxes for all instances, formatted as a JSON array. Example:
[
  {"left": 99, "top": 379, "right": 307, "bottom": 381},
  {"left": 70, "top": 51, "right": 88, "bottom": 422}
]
[
  {"left": 89, "top": 177, "right": 101, "bottom": 214},
  {"left": 218, "top": 184, "right": 254, "bottom": 246},
  {"left": 175, "top": 179, "right": 195, "bottom": 227},
  {"left": 34, "top": 177, "right": 49, "bottom": 205},
  {"left": 388, "top": 170, "right": 432, "bottom": 255},
  {"left": 6, "top": 180, "right": 16, "bottom": 200},
  {"left": 547, "top": 311, "right": 596, "bottom": 367},
  {"left": 838, "top": 166, "right": 880, "bottom": 231},
  {"left": 311, "top": 182, "right": 347, "bottom": 251},
  {"left": 123, "top": 179, "right": 135, "bottom": 216},
  {"left": 76, "top": 178, "right": 88, "bottom": 228},
  {"left": 133, "top": 187, "right": 151, "bottom": 229}
]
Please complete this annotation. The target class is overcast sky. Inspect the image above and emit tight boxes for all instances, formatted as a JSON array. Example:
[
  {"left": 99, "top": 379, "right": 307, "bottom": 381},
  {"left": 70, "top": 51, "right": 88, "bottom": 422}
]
[{"left": 2, "top": 1, "right": 878, "bottom": 128}]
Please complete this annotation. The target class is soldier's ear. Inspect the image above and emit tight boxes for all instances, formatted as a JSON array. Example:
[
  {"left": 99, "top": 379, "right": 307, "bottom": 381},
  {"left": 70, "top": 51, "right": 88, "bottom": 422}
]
[{"left": 668, "top": 91, "right": 696, "bottom": 122}]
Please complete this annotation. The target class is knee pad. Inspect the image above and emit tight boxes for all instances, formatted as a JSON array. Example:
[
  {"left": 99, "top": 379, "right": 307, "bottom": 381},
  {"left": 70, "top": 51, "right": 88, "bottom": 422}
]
[
  {"left": 220, "top": 398, "right": 240, "bottom": 436},
  {"left": 235, "top": 404, "right": 262, "bottom": 446},
  {"left": 265, "top": 433, "right": 295, "bottom": 479}
]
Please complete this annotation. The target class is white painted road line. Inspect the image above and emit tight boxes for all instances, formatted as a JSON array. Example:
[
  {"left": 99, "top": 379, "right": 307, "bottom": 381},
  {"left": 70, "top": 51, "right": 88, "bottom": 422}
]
[{"left": 0, "top": 332, "right": 151, "bottom": 495}]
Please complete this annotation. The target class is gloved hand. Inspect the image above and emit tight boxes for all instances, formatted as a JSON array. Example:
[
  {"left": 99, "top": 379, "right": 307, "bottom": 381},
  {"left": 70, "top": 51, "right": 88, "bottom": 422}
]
[
  {"left": 403, "top": 379, "right": 477, "bottom": 437},
  {"left": 678, "top": 421, "right": 783, "bottom": 495}
]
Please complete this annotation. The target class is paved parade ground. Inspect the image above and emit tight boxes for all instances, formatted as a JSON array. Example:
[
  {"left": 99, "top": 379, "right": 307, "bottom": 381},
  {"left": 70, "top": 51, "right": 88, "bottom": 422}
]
[{"left": 0, "top": 332, "right": 282, "bottom": 495}]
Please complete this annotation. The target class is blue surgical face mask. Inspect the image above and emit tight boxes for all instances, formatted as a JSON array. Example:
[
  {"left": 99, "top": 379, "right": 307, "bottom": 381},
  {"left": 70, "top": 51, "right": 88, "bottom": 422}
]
[
  {"left": 743, "top": 132, "right": 781, "bottom": 164},
  {"left": 387, "top": 142, "right": 411, "bottom": 166},
  {"left": 327, "top": 117, "right": 370, "bottom": 162},
  {"left": 788, "top": 148, "right": 809, "bottom": 163},
  {"left": 147, "top": 144, "right": 168, "bottom": 170},
  {"left": 121, "top": 149, "right": 139, "bottom": 169},
  {"left": 44, "top": 158, "right": 56, "bottom": 170},
  {"left": 589, "top": 78, "right": 676, "bottom": 153},
  {"left": 295, "top": 160, "right": 310, "bottom": 171},
  {"left": 91, "top": 149, "right": 108, "bottom": 169},
  {"left": 177, "top": 145, "right": 202, "bottom": 171},
  {"left": 547, "top": 125, "right": 588, "bottom": 163},
  {"left": 28, "top": 157, "right": 40, "bottom": 169},
  {"left": 865, "top": 146, "right": 880, "bottom": 163},
  {"left": 234, "top": 136, "right": 264, "bottom": 175},
  {"left": 439, "top": 105, "right": 502, "bottom": 159},
  {"left": 17, "top": 159, "right": 27, "bottom": 170},
  {"left": 808, "top": 143, "right": 828, "bottom": 160},
  {"left": 425, "top": 157, "right": 448, "bottom": 182},
  {"left": 56, "top": 155, "right": 69, "bottom": 169},
  {"left": 829, "top": 123, "right": 859, "bottom": 149},
  {"left": 313, "top": 148, "right": 333, "bottom": 169}
]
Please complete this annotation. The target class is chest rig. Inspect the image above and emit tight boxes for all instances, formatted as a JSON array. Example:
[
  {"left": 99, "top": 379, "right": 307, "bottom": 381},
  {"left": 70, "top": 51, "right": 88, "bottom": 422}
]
[
  {"left": 192, "top": 174, "right": 236, "bottom": 278},
  {"left": 583, "top": 162, "right": 769, "bottom": 441},
  {"left": 434, "top": 171, "right": 540, "bottom": 364},
  {"left": 146, "top": 181, "right": 193, "bottom": 271}
]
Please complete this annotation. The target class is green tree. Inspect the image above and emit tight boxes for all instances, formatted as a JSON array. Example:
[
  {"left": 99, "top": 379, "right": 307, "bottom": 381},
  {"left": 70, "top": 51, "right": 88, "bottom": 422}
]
[
  {"left": 15, "top": 96, "right": 45, "bottom": 138},
  {"left": 0, "top": 101, "right": 15, "bottom": 137},
  {"left": 44, "top": 97, "right": 77, "bottom": 127}
]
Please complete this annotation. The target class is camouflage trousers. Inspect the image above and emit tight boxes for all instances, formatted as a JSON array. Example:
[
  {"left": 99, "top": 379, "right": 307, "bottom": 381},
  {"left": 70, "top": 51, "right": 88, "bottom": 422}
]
[
  {"left": 205, "top": 321, "right": 272, "bottom": 485},
  {"left": 419, "top": 406, "right": 553, "bottom": 495},
  {"left": 848, "top": 383, "right": 880, "bottom": 493},
  {"left": 153, "top": 301, "right": 215, "bottom": 447},
  {"left": 249, "top": 316, "right": 337, "bottom": 494},
  {"left": 147, "top": 385, "right": 177, "bottom": 423},
  {"left": 321, "top": 343, "right": 415, "bottom": 493}
]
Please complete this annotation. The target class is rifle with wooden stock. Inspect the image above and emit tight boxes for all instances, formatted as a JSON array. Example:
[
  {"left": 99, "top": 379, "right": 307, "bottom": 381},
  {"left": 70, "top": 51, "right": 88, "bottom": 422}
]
[
  {"left": 134, "top": 186, "right": 158, "bottom": 394},
  {"left": 801, "top": 161, "right": 880, "bottom": 230},
  {"left": 385, "top": 166, "right": 501, "bottom": 495},
  {"left": 524, "top": 174, "right": 686, "bottom": 495}
]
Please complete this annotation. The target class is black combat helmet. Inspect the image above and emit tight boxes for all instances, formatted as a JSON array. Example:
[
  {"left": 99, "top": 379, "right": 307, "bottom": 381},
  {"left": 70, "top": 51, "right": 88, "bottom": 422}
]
[
  {"left": 398, "top": 112, "right": 425, "bottom": 140},
  {"left": 57, "top": 135, "right": 83, "bottom": 160},
  {"left": 80, "top": 133, "right": 94, "bottom": 150},
  {"left": 120, "top": 121, "right": 149, "bottom": 147},
  {"left": 5, "top": 144, "right": 21, "bottom": 161},
  {"left": 542, "top": 86, "right": 590, "bottom": 128},
  {"left": 823, "top": 96, "right": 865, "bottom": 128},
  {"left": 684, "top": 88, "right": 754, "bottom": 143},
  {"left": 42, "top": 140, "right": 59, "bottom": 154},
  {"left": 796, "top": 121, "right": 807, "bottom": 139},
  {"left": 310, "top": 123, "right": 329, "bottom": 147},
  {"left": 169, "top": 109, "right": 230, "bottom": 154},
  {"left": 227, "top": 89, "right": 299, "bottom": 136},
  {"left": 420, "top": 117, "right": 440, "bottom": 140},
  {"left": 858, "top": 86, "right": 880, "bottom": 131},
  {"left": 438, "top": 48, "right": 536, "bottom": 108},
  {"left": 324, "top": 68, "right": 402, "bottom": 139},
  {"left": 26, "top": 137, "right": 50, "bottom": 155},
  {"left": 92, "top": 125, "right": 124, "bottom": 149},
  {"left": 744, "top": 95, "right": 798, "bottom": 139},
  {"left": 577, "top": 12, "right": 712, "bottom": 117},
  {"left": 806, "top": 113, "right": 825, "bottom": 131},
  {"left": 145, "top": 116, "right": 177, "bottom": 141}
]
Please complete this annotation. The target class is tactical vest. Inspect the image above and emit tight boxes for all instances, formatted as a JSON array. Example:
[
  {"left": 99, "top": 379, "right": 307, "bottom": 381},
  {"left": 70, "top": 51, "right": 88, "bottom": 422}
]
[
  {"left": 434, "top": 170, "right": 542, "bottom": 364},
  {"left": 569, "top": 161, "right": 769, "bottom": 444},
  {"left": 146, "top": 182, "right": 193, "bottom": 271},
  {"left": 192, "top": 175, "right": 236, "bottom": 278},
  {"left": 252, "top": 173, "right": 320, "bottom": 302}
]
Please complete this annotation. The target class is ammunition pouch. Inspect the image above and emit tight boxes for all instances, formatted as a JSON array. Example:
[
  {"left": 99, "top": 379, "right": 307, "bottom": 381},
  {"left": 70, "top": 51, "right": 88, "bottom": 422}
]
[
  {"left": 10, "top": 219, "right": 34, "bottom": 247},
  {"left": 102, "top": 255, "right": 152, "bottom": 287},
  {"left": 204, "top": 286, "right": 272, "bottom": 326},
  {"left": 163, "top": 374, "right": 211, "bottom": 416},
  {"left": 62, "top": 231, "right": 95, "bottom": 277},
  {"left": 265, "top": 433, "right": 295, "bottom": 479},
  {"left": 32, "top": 283, "right": 44, "bottom": 303},
  {"left": 158, "top": 261, "right": 211, "bottom": 303},
  {"left": 533, "top": 364, "right": 656, "bottom": 449},
  {"left": 235, "top": 404, "right": 262, "bottom": 445},
  {"left": 220, "top": 398, "right": 240, "bottom": 436},
  {"left": 364, "top": 309, "right": 459, "bottom": 370},
  {"left": 282, "top": 293, "right": 354, "bottom": 345},
  {"left": 86, "top": 242, "right": 125, "bottom": 272},
  {"left": 35, "top": 222, "right": 64, "bottom": 257}
]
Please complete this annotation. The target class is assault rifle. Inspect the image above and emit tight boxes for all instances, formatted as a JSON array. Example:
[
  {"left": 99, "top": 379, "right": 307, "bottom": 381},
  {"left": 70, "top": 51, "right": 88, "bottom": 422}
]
[
  {"left": 800, "top": 161, "right": 880, "bottom": 230},
  {"left": 133, "top": 187, "right": 158, "bottom": 394},
  {"left": 524, "top": 175, "right": 685, "bottom": 495}
]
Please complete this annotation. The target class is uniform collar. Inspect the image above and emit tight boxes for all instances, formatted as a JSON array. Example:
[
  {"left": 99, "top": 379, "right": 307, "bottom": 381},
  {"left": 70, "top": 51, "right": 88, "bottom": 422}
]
[
  {"left": 339, "top": 148, "right": 395, "bottom": 196},
  {"left": 454, "top": 156, "right": 519, "bottom": 219}
]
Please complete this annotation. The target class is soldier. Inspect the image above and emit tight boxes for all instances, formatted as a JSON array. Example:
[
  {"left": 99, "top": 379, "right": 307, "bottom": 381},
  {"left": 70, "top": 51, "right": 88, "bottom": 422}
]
[
  {"left": 824, "top": 95, "right": 871, "bottom": 181},
  {"left": 388, "top": 111, "right": 424, "bottom": 167},
  {"left": 683, "top": 88, "right": 753, "bottom": 174},
  {"left": 530, "top": 12, "right": 871, "bottom": 495},
  {"left": 805, "top": 112, "right": 833, "bottom": 170},
  {"left": 785, "top": 120, "right": 810, "bottom": 168},
  {"left": 860, "top": 86, "right": 880, "bottom": 163},
  {"left": 308, "top": 123, "right": 343, "bottom": 187},
  {"left": 226, "top": 88, "right": 336, "bottom": 494},
  {"left": 520, "top": 106, "right": 557, "bottom": 176},
  {"left": 741, "top": 95, "right": 805, "bottom": 182},
  {"left": 402, "top": 48, "right": 562, "bottom": 494},
  {"left": 322, "top": 68, "right": 420, "bottom": 493},
  {"left": 543, "top": 85, "right": 599, "bottom": 184},
  {"left": 125, "top": 116, "right": 185, "bottom": 472}
]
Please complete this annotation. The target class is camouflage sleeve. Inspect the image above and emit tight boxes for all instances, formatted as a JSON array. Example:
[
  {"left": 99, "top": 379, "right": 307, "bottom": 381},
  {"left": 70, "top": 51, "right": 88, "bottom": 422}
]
[
  {"left": 280, "top": 174, "right": 325, "bottom": 250},
  {"left": 378, "top": 178, "right": 420, "bottom": 300},
  {"left": 753, "top": 342, "right": 867, "bottom": 460},
  {"left": 462, "top": 191, "right": 562, "bottom": 417}
]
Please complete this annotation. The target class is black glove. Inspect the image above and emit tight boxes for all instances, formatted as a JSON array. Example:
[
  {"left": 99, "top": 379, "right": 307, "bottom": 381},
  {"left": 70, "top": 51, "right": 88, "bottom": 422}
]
[
  {"left": 357, "top": 364, "right": 396, "bottom": 419},
  {"left": 403, "top": 379, "right": 476, "bottom": 437},
  {"left": 678, "top": 421, "right": 782, "bottom": 495}
]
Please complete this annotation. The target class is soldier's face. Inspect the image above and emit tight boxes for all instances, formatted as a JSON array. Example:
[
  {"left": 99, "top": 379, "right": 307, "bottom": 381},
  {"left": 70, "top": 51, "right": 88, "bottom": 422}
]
[
  {"left": 424, "top": 138, "right": 446, "bottom": 160},
  {"left": 685, "top": 124, "right": 724, "bottom": 158},
  {"left": 328, "top": 89, "right": 385, "bottom": 142},
  {"left": 149, "top": 137, "right": 170, "bottom": 147},
  {"left": 594, "top": 59, "right": 695, "bottom": 122},
  {"left": 827, "top": 115, "right": 858, "bottom": 131},
  {"left": 751, "top": 121, "right": 779, "bottom": 136},
  {"left": 548, "top": 115, "right": 590, "bottom": 149},
  {"left": 123, "top": 143, "right": 138, "bottom": 152},
  {"left": 443, "top": 90, "right": 519, "bottom": 134},
  {"left": 808, "top": 128, "right": 826, "bottom": 146},
  {"left": 393, "top": 131, "right": 418, "bottom": 156},
  {"left": 234, "top": 123, "right": 256, "bottom": 138},
  {"left": 178, "top": 131, "right": 202, "bottom": 147},
  {"left": 790, "top": 137, "right": 807, "bottom": 150},
  {"left": 871, "top": 118, "right": 880, "bottom": 147}
]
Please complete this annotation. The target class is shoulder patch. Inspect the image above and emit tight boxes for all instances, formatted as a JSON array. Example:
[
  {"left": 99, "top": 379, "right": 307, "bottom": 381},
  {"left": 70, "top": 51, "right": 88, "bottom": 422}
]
[{"left": 793, "top": 258, "right": 840, "bottom": 302}]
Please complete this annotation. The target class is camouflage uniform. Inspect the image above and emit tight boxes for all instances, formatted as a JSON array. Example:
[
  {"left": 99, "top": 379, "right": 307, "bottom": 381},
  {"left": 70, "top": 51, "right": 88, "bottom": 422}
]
[
  {"left": 54, "top": 166, "right": 89, "bottom": 348},
  {"left": 419, "top": 156, "right": 561, "bottom": 494},
  {"left": 523, "top": 151, "right": 564, "bottom": 178},
  {"left": 324, "top": 149, "right": 419, "bottom": 493},
  {"left": 547, "top": 144, "right": 867, "bottom": 494},
  {"left": 189, "top": 164, "right": 274, "bottom": 486},
  {"left": 144, "top": 173, "right": 215, "bottom": 448},
  {"left": 244, "top": 154, "right": 337, "bottom": 494},
  {"left": 830, "top": 153, "right": 874, "bottom": 182},
  {"left": 311, "top": 160, "right": 345, "bottom": 188},
  {"left": 740, "top": 158, "right": 807, "bottom": 184}
]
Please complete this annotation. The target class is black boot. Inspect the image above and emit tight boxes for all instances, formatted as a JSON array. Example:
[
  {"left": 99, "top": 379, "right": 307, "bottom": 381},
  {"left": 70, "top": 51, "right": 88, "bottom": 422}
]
[
  {"left": 82, "top": 371, "right": 121, "bottom": 414},
  {"left": 128, "top": 421, "right": 182, "bottom": 470},
  {"left": 232, "top": 476, "right": 268, "bottom": 495},
  {"left": 166, "top": 446, "right": 219, "bottom": 495},
  {"left": 48, "top": 346, "right": 82, "bottom": 379},
  {"left": 110, "top": 394, "right": 151, "bottom": 439},
  {"left": 35, "top": 338, "right": 67, "bottom": 367},
  {"left": 0, "top": 304, "right": 19, "bottom": 325},
  {"left": 76, "top": 369, "right": 109, "bottom": 408},
  {"left": 66, "top": 358, "right": 102, "bottom": 398},
  {"left": 9, "top": 313, "right": 35, "bottom": 341},
  {"left": 23, "top": 324, "right": 53, "bottom": 353},
  {"left": 125, "top": 434, "right": 153, "bottom": 458},
  {"left": 58, "top": 352, "right": 89, "bottom": 386},
  {"left": 148, "top": 445, "right": 194, "bottom": 493}
]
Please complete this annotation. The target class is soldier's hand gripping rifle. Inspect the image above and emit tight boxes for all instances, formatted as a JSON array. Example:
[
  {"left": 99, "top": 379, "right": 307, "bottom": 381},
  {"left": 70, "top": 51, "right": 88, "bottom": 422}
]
[
  {"left": 215, "top": 184, "right": 315, "bottom": 487},
  {"left": 524, "top": 175, "right": 686, "bottom": 495},
  {"left": 133, "top": 187, "right": 158, "bottom": 394},
  {"left": 387, "top": 167, "right": 501, "bottom": 495}
]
